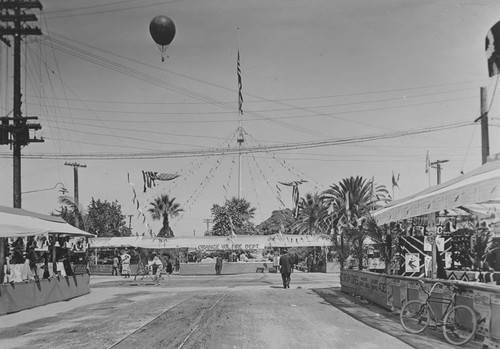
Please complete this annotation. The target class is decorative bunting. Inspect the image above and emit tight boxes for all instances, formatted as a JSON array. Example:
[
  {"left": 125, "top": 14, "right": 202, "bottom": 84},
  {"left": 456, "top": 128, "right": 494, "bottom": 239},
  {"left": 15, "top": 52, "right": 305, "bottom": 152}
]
[
  {"left": 278, "top": 180, "right": 307, "bottom": 218},
  {"left": 142, "top": 170, "right": 180, "bottom": 192}
]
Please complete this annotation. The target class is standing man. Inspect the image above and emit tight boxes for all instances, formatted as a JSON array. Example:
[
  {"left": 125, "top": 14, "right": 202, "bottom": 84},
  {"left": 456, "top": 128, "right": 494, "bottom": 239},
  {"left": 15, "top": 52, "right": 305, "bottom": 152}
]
[
  {"left": 215, "top": 255, "right": 223, "bottom": 275},
  {"left": 279, "top": 248, "right": 294, "bottom": 289},
  {"left": 112, "top": 255, "right": 119, "bottom": 276}
]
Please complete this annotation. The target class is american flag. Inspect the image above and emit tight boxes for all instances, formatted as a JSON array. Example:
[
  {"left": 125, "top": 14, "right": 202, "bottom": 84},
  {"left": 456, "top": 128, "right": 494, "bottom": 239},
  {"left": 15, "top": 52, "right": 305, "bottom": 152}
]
[{"left": 237, "top": 49, "right": 243, "bottom": 115}]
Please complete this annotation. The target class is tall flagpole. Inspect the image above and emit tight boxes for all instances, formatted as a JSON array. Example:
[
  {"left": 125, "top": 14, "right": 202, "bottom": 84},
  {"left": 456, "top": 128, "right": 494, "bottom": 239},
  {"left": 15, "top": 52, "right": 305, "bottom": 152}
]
[{"left": 237, "top": 28, "right": 244, "bottom": 200}]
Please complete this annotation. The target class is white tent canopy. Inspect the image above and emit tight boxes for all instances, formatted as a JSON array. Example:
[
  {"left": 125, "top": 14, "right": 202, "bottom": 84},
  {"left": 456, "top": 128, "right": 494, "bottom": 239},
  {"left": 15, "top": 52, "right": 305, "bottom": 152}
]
[
  {"left": 0, "top": 205, "right": 94, "bottom": 237},
  {"left": 90, "top": 234, "right": 333, "bottom": 250},
  {"left": 372, "top": 160, "right": 500, "bottom": 225}
]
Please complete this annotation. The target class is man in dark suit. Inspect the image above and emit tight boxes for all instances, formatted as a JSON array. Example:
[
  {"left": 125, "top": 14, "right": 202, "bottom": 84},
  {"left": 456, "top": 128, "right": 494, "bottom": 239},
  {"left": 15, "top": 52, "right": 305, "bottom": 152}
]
[{"left": 279, "top": 248, "right": 294, "bottom": 289}]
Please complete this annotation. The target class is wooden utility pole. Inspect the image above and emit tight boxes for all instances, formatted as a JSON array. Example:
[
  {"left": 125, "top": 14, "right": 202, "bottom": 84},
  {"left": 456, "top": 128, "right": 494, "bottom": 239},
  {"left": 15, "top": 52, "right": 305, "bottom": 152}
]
[
  {"left": 430, "top": 159, "right": 449, "bottom": 185},
  {"left": 474, "top": 87, "right": 490, "bottom": 164},
  {"left": 0, "top": 0, "right": 43, "bottom": 283},
  {"left": 65, "top": 162, "right": 86, "bottom": 228}
]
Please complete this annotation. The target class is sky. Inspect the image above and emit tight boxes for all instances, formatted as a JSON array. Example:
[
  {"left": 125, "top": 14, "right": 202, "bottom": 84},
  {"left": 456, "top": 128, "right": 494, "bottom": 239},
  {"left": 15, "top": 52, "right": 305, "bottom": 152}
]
[{"left": 0, "top": 0, "right": 499, "bottom": 237}]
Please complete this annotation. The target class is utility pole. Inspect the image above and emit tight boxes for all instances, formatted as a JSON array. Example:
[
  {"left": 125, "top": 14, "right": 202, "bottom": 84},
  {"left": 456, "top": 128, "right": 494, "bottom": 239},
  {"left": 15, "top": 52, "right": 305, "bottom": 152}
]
[
  {"left": 65, "top": 162, "right": 86, "bottom": 227},
  {"left": 474, "top": 87, "right": 490, "bottom": 164},
  {"left": 203, "top": 218, "right": 213, "bottom": 233},
  {"left": 0, "top": 0, "right": 43, "bottom": 208},
  {"left": 127, "top": 214, "right": 133, "bottom": 230},
  {"left": 0, "top": 0, "right": 43, "bottom": 284},
  {"left": 430, "top": 160, "right": 449, "bottom": 185},
  {"left": 64, "top": 162, "right": 86, "bottom": 207}
]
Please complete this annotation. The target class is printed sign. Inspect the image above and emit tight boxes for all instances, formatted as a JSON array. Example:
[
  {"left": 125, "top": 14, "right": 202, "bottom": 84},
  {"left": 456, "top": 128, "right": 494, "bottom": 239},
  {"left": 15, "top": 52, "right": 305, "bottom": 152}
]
[{"left": 405, "top": 253, "right": 420, "bottom": 273}]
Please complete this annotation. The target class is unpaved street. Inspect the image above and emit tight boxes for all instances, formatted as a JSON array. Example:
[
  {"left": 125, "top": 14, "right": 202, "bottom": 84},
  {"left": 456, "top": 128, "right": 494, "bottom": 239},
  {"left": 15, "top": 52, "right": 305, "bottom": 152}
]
[{"left": 0, "top": 273, "right": 418, "bottom": 349}]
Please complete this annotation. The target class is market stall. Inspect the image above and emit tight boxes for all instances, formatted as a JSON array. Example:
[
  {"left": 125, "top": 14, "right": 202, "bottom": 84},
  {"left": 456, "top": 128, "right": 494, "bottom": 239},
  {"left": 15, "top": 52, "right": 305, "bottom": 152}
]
[
  {"left": 341, "top": 159, "right": 500, "bottom": 347},
  {"left": 89, "top": 234, "right": 333, "bottom": 275},
  {"left": 0, "top": 205, "right": 94, "bottom": 315}
]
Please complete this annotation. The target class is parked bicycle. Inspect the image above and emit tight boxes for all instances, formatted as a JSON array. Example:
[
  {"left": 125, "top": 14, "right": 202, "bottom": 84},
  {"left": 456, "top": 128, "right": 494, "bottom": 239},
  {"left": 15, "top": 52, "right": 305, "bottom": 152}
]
[{"left": 400, "top": 280, "right": 477, "bottom": 346}]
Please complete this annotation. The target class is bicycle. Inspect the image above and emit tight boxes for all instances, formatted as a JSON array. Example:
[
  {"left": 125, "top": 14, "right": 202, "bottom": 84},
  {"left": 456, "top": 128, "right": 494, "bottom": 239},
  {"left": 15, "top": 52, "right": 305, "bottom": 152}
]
[{"left": 400, "top": 280, "right": 477, "bottom": 346}]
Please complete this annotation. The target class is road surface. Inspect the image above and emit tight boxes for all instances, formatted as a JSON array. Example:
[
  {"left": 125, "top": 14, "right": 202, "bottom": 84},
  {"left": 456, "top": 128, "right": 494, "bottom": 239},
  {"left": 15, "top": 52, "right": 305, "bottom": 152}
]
[{"left": 0, "top": 272, "right": 478, "bottom": 348}]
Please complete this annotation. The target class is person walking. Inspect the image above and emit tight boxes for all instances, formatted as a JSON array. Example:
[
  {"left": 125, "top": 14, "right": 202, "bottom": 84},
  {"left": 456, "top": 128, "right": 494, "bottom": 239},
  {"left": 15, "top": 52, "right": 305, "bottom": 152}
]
[
  {"left": 306, "top": 253, "right": 313, "bottom": 273},
  {"left": 215, "top": 255, "right": 223, "bottom": 275},
  {"left": 121, "top": 250, "right": 131, "bottom": 278},
  {"left": 279, "top": 248, "right": 294, "bottom": 289},
  {"left": 112, "top": 255, "right": 119, "bottom": 276}
]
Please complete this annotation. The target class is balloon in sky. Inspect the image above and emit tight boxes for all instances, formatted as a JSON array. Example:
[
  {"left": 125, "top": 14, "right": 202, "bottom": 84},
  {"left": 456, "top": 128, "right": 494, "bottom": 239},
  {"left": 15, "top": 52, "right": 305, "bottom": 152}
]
[
  {"left": 486, "top": 20, "right": 500, "bottom": 77},
  {"left": 149, "top": 15, "right": 176, "bottom": 62}
]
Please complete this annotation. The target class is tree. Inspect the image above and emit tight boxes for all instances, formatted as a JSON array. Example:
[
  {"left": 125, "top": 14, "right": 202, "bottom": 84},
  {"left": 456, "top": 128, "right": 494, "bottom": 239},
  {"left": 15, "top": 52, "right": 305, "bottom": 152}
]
[
  {"left": 54, "top": 196, "right": 88, "bottom": 230},
  {"left": 210, "top": 197, "right": 257, "bottom": 236},
  {"left": 256, "top": 209, "right": 294, "bottom": 235},
  {"left": 147, "top": 194, "right": 183, "bottom": 237},
  {"left": 320, "top": 176, "right": 389, "bottom": 270},
  {"left": 54, "top": 197, "right": 131, "bottom": 237},
  {"left": 291, "top": 192, "right": 327, "bottom": 235},
  {"left": 86, "top": 198, "right": 130, "bottom": 237}
]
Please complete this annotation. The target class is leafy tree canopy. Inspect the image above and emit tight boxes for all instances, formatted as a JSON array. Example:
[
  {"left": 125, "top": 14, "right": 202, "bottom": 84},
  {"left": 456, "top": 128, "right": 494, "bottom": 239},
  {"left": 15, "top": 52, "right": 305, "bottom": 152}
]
[
  {"left": 209, "top": 197, "right": 257, "bottom": 236},
  {"left": 256, "top": 209, "right": 294, "bottom": 235},
  {"left": 86, "top": 198, "right": 130, "bottom": 237}
]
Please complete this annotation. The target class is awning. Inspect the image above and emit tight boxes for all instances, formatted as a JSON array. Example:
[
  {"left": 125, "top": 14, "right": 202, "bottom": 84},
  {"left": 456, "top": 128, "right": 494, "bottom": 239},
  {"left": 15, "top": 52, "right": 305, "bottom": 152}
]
[
  {"left": 372, "top": 160, "right": 500, "bottom": 225},
  {"left": 0, "top": 205, "right": 94, "bottom": 237}
]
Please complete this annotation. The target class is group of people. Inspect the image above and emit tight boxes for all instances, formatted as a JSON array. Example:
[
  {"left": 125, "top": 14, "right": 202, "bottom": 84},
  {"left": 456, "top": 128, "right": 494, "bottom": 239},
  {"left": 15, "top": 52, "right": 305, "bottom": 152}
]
[
  {"left": 111, "top": 251, "right": 174, "bottom": 284},
  {"left": 111, "top": 251, "right": 131, "bottom": 278}
]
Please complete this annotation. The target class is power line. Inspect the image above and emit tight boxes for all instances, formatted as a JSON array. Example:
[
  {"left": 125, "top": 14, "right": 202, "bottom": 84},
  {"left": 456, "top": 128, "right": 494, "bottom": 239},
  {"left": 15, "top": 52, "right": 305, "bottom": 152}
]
[{"left": 1, "top": 121, "right": 472, "bottom": 160}]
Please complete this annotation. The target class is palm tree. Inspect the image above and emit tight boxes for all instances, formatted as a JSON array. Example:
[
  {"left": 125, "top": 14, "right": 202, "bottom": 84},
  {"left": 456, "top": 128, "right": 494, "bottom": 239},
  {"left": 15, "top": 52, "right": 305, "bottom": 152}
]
[
  {"left": 56, "top": 196, "right": 88, "bottom": 230},
  {"left": 148, "top": 194, "right": 183, "bottom": 237},
  {"left": 291, "top": 192, "right": 327, "bottom": 235},
  {"left": 320, "top": 176, "right": 389, "bottom": 269}
]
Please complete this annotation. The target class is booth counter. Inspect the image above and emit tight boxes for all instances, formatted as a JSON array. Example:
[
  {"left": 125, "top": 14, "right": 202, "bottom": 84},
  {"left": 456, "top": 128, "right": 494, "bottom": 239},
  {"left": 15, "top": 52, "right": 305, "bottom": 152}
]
[
  {"left": 341, "top": 269, "right": 500, "bottom": 345},
  {"left": 0, "top": 274, "right": 90, "bottom": 315},
  {"left": 179, "top": 262, "right": 276, "bottom": 275}
]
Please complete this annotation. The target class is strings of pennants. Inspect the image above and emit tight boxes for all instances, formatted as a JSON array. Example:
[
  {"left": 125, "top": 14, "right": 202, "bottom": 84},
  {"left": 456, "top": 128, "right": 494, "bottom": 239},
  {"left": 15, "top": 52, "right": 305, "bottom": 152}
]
[
  {"left": 142, "top": 171, "right": 180, "bottom": 193},
  {"left": 278, "top": 180, "right": 307, "bottom": 218},
  {"left": 247, "top": 152, "right": 285, "bottom": 209},
  {"left": 177, "top": 156, "right": 226, "bottom": 222},
  {"left": 128, "top": 173, "right": 152, "bottom": 236}
]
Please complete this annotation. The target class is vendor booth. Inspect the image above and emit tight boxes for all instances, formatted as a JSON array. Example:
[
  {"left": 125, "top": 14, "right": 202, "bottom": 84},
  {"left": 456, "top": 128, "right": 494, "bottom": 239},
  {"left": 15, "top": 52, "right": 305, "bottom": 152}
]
[
  {"left": 0, "top": 205, "right": 94, "bottom": 315},
  {"left": 341, "top": 159, "right": 500, "bottom": 348},
  {"left": 89, "top": 234, "right": 333, "bottom": 276}
]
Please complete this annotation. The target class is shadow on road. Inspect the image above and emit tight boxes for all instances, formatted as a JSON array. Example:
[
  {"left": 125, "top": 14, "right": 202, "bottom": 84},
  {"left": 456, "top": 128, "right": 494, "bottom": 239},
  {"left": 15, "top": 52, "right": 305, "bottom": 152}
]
[{"left": 313, "top": 287, "right": 481, "bottom": 349}]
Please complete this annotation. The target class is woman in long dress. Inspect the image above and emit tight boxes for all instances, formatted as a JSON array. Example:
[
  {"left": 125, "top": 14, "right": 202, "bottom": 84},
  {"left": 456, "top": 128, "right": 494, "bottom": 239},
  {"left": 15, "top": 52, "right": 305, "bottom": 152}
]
[{"left": 121, "top": 251, "right": 131, "bottom": 278}]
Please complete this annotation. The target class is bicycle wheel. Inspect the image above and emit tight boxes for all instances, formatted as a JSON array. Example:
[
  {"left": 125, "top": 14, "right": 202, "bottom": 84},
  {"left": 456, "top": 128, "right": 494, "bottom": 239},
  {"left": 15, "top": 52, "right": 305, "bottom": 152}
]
[
  {"left": 400, "top": 300, "right": 430, "bottom": 334},
  {"left": 442, "top": 305, "right": 477, "bottom": 345}
]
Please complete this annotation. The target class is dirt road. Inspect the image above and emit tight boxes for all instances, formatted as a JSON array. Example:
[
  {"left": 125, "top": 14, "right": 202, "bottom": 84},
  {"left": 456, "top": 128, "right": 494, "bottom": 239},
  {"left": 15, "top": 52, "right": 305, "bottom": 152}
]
[{"left": 0, "top": 272, "right": 472, "bottom": 349}]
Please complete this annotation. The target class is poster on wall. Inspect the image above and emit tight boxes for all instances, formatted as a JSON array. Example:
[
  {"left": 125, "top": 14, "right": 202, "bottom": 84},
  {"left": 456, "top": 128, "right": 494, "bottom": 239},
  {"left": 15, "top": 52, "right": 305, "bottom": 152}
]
[
  {"left": 405, "top": 253, "right": 420, "bottom": 273},
  {"left": 386, "top": 278, "right": 394, "bottom": 308},
  {"left": 473, "top": 290, "right": 492, "bottom": 337},
  {"left": 400, "top": 280, "right": 408, "bottom": 306}
]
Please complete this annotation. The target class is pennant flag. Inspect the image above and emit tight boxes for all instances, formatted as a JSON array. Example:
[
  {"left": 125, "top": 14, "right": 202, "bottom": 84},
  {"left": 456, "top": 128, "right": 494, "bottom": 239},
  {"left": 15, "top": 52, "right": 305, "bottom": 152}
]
[
  {"left": 278, "top": 180, "right": 307, "bottom": 218},
  {"left": 392, "top": 171, "right": 400, "bottom": 188},
  {"left": 425, "top": 151, "right": 431, "bottom": 173},
  {"left": 292, "top": 184, "right": 300, "bottom": 218},
  {"left": 486, "top": 21, "right": 500, "bottom": 77},
  {"left": 237, "top": 49, "right": 243, "bottom": 115},
  {"left": 142, "top": 171, "right": 180, "bottom": 192}
]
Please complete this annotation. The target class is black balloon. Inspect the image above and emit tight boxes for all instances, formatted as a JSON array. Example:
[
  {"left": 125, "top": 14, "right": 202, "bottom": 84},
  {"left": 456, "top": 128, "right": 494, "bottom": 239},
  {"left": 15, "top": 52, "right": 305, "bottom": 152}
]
[{"left": 149, "top": 15, "right": 176, "bottom": 46}]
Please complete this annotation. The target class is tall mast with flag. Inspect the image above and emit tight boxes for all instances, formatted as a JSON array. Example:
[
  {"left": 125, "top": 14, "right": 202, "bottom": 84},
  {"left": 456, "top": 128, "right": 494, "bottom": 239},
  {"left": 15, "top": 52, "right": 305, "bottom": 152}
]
[{"left": 236, "top": 29, "right": 245, "bottom": 200}]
